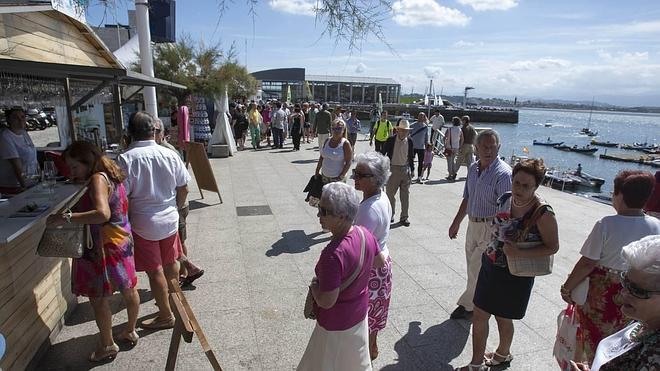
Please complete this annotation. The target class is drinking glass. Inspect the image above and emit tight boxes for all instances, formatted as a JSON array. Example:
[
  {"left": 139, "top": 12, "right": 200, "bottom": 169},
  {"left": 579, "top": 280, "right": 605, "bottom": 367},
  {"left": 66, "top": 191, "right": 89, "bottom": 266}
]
[{"left": 43, "top": 160, "right": 57, "bottom": 196}]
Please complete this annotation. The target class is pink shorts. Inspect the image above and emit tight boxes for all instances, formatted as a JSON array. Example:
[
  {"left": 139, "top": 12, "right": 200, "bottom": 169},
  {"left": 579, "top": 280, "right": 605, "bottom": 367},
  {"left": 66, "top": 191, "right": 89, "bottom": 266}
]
[{"left": 133, "top": 232, "right": 182, "bottom": 272}]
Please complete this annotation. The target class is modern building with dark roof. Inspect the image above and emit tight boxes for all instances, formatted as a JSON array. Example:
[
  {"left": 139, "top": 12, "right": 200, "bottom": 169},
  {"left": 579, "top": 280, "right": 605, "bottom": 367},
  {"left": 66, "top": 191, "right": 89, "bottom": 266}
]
[{"left": 251, "top": 68, "right": 400, "bottom": 104}]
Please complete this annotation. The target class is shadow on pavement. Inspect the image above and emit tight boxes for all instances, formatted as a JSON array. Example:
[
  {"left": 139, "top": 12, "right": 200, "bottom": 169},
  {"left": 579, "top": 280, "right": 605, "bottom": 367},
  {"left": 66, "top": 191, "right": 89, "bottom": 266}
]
[
  {"left": 188, "top": 200, "right": 220, "bottom": 211},
  {"left": 265, "top": 230, "right": 331, "bottom": 256},
  {"left": 381, "top": 320, "right": 469, "bottom": 371},
  {"left": 291, "top": 159, "right": 318, "bottom": 164},
  {"left": 65, "top": 289, "right": 152, "bottom": 326}
]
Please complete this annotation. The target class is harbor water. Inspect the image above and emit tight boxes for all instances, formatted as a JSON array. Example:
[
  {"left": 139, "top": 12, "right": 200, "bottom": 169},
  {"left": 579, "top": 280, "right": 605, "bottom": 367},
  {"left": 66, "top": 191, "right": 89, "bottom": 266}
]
[{"left": 486, "top": 108, "right": 660, "bottom": 194}]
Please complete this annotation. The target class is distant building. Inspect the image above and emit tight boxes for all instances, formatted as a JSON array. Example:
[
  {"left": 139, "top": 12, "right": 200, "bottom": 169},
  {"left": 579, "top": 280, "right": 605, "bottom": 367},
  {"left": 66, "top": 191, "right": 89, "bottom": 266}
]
[{"left": 251, "top": 68, "right": 400, "bottom": 104}]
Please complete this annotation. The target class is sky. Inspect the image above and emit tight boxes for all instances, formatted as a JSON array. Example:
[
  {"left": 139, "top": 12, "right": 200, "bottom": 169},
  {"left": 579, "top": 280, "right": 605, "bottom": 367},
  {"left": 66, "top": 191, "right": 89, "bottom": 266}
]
[{"left": 86, "top": 0, "right": 660, "bottom": 106}]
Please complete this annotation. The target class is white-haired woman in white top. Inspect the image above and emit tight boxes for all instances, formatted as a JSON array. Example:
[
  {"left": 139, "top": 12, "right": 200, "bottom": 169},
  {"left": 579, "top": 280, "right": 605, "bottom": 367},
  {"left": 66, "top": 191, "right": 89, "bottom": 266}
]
[{"left": 352, "top": 151, "right": 393, "bottom": 361}]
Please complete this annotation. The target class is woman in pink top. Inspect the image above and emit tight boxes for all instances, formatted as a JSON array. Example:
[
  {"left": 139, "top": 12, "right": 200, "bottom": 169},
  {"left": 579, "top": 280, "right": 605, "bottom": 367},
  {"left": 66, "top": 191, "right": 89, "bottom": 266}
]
[{"left": 298, "top": 182, "right": 379, "bottom": 371}]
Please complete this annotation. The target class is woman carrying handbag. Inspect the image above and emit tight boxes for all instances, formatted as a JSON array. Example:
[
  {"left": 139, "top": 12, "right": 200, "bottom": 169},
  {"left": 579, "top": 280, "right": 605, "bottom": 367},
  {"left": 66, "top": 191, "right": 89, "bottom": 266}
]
[{"left": 47, "top": 141, "right": 140, "bottom": 363}]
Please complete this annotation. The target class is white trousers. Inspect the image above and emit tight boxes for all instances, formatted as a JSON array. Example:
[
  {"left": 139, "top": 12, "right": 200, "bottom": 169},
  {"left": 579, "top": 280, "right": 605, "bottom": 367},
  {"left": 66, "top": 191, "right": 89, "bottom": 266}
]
[{"left": 457, "top": 220, "right": 492, "bottom": 311}]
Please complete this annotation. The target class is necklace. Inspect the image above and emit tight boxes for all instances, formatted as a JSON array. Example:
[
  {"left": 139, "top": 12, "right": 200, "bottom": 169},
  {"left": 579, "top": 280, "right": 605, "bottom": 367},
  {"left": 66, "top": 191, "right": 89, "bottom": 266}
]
[{"left": 512, "top": 195, "right": 536, "bottom": 208}]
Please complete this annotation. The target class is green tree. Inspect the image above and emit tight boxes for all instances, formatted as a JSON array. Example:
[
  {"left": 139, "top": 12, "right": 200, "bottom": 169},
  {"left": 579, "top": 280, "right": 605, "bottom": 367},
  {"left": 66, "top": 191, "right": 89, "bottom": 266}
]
[{"left": 135, "top": 35, "right": 257, "bottom": 102}]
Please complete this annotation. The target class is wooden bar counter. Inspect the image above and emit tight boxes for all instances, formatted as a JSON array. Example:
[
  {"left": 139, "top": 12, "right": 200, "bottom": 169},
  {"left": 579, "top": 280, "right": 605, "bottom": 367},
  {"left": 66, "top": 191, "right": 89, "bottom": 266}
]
[{"left": 0, "top": 184, "right": 82, "bottom": 370}]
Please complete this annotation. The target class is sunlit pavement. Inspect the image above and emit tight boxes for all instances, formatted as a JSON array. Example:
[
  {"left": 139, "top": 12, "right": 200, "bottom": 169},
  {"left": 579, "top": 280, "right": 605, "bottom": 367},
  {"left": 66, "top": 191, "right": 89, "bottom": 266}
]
[{"left": 38, "top": 137, "right": 611, "bottom": 370}]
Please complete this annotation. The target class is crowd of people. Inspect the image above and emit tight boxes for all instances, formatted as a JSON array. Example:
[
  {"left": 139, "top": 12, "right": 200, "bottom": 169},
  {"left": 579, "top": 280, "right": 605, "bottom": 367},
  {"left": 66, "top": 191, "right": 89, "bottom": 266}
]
[
  {"left": 39, "top": 99, "right": 660, "bottom": 370},
  {"left": 225, "top": 100, "right": 660, "bottom": 370}
]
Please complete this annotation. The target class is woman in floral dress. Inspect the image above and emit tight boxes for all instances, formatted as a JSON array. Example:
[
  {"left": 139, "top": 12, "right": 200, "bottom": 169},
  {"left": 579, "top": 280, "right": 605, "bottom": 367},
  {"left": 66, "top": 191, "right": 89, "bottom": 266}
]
[
  {"left": 48, "top": 141, "right": 139, "bottom": 362},
  {"left": 562, "top": 170, "right": 660, "bottom": 363}
]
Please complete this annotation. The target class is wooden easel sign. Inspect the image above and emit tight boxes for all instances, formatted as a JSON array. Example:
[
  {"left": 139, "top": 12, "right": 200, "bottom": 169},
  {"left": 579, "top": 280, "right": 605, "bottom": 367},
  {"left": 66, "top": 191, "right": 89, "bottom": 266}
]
[
  {"left": 166, "top": 279, "right": 222, "bottom": 370},
  {"left": 185, "top": 141, "right": 223, "bottom": 202}
]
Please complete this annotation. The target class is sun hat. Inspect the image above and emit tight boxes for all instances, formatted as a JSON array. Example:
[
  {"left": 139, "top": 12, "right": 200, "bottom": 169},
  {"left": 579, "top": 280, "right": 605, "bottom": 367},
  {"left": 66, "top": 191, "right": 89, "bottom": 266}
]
[{"left": 396, "top": 119, "right": 411, "bottom": 130}]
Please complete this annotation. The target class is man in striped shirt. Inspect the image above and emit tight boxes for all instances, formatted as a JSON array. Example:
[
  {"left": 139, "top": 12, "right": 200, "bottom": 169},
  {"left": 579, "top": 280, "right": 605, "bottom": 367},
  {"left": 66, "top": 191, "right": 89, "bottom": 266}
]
[{"left": 448, "top": 129, "right": 512, "bottom": 320}]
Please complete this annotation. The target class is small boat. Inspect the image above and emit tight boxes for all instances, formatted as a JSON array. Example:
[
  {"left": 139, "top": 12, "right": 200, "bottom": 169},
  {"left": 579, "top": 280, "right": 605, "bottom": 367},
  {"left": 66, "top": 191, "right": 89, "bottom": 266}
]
[
  {"left": 544, "top": 170, "right": 580, "bottom": 190},
  {"left": 544, "top": 122, "right": 553, "bottom": 127},
  {"left": 553, "top": 144, "right": 598, "bottom": 154},
  {"left": 569, "top": 170, "right": 605, "bottom": 187},
  {"left": 590, "top": 139, "right": 618, "bottom": 147},
  {"left": 621, "top": 143, "right": 657, "bottom": 151},
  {"left": 533, "top": 139, "right": 563, "bottom": 146},
  {"left": 642, "top": 148, "right": 660, "bottom": 155},
  {"left": 586, "top": 131, "right": 598, "bottom": 137}
]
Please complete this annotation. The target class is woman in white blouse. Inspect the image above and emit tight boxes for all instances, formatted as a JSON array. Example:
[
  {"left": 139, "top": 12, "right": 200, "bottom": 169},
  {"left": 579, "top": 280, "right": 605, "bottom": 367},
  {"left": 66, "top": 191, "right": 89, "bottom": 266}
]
[
  {"left": 352, "top": 151, "right": 393, "bottom": 361},
  {"left": 315, "top": 119, "right": 352, "bottom": 184}
]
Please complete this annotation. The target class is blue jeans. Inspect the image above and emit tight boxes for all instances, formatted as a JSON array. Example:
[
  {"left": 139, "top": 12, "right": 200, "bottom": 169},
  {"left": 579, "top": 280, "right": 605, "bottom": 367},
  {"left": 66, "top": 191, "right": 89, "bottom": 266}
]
[{"left": 272, "top": 127, "right": 284, "bottom": 147}]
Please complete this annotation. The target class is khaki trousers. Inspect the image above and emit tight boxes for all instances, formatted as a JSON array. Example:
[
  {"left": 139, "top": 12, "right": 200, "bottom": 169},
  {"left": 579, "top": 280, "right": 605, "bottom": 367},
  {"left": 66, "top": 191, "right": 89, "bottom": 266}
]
[
  {"left": 457, "top": 220, "right": 492, "bottom": 311},
  {"left": 456, "top": 143, "right": 475, "bottom": 169},
  {"left": 317, "top": 133, "right": 329, "bottom": 149},
  {"left": 386, "top": 165, "right": 411, "bottom": 220}
]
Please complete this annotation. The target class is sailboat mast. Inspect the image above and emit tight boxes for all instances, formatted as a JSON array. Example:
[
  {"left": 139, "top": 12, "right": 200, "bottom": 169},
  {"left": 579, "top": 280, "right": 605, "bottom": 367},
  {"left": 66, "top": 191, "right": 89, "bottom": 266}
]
[{"left": 587, "top": 96, "right": 594, "bottom": 128}]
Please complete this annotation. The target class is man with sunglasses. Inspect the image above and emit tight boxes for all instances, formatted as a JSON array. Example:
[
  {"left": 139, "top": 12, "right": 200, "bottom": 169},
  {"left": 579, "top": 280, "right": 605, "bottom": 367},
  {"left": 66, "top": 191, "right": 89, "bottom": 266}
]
[{"left": 381, "top": 120, "right": 414, "bottom": 226}]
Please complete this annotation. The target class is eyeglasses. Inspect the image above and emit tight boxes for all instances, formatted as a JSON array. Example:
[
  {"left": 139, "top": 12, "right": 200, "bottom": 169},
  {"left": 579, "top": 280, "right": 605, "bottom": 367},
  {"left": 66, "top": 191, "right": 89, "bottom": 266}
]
[
  {"left": 351, "top": 169, "right": 374, "bottom": 180},
  {"left": 331, "top": 126, "right": 344, "bottom": 132},
  {"left": 318, "top": 206, "right": 332, "bottom": 217},
  {"left": 620, "top": 272, "right": 660, "bottom": 299}
]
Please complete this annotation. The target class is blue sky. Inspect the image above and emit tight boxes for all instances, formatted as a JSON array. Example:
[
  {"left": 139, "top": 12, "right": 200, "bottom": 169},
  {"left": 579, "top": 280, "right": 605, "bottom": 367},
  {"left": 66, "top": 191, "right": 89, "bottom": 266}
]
[{"left": 87, "top": 0, "right": 660, "bottom": 106}]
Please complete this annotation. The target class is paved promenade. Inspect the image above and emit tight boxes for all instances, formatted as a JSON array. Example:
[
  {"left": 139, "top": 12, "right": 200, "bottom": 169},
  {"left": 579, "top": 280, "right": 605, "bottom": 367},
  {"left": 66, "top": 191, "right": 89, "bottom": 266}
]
[{"left": 38, "top": 136, "right": 612, "bottom": 370}]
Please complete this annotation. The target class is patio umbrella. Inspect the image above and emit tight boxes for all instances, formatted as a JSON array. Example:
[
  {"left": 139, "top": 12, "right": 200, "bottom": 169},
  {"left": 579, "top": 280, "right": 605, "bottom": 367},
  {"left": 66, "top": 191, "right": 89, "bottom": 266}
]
[{"left": 377, "top": 92, "right": 383, "bottom": 114}]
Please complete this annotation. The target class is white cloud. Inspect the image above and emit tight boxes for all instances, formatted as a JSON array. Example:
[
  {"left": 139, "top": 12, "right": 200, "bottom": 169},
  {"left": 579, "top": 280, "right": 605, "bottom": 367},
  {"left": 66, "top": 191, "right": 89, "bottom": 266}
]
[
  {"left": 509, "top": 58, "right": 571, "bottom": 71},
  {"left": 423, "top": 66, "right": 443, "bottom": 78},
  {"left": 392, "top": 0, "right": 470, "bottom": 27},
  {"left": 453, "top": 40, "right": 484, "bottom": 48},
  {"left": 268, "top": 0, "right": 315, "bottom": 16},
  {"left": 598, "top": 50, "right": 648, "bottom": 64},
  {"left": 355, "top": 62, "right": 367, "bottom": 73},
  {"left": 457, "top": 0, "right": 518, "bottom": 11}
]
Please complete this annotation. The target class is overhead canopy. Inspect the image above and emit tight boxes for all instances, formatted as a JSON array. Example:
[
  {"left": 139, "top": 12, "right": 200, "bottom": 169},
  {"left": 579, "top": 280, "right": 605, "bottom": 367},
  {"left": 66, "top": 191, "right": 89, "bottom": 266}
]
[{"left": 0, "top": 3, "right": 185, "bottom": 90}]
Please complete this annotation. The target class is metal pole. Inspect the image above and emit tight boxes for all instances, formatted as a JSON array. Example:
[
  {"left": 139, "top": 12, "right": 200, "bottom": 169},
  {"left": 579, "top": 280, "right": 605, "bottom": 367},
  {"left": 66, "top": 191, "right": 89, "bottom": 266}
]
[
  {"left": 135, "top": 0, "right": 158, "bottom": 116},
  {"left": 63, "top": 78, "right": 75, "bottom": 143}
]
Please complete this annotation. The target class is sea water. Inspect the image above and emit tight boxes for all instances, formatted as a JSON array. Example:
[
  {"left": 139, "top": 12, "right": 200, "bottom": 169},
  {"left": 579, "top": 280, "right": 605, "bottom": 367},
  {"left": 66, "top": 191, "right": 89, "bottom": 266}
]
[{"left": 483, "top": 108, "right": 660, "bottom": 194}]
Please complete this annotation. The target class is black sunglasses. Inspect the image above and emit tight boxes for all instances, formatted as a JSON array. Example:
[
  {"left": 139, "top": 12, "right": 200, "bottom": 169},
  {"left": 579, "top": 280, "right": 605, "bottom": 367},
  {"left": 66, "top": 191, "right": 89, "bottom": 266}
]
[
  {"left": 620, "top": 272, "right": 660, "bottom": 299},
  {"left": 318, "top": 205, "right": 331, "bottom": 217},
  {"left": 351, "top": 169, "right": 374, "bottom": 180}
]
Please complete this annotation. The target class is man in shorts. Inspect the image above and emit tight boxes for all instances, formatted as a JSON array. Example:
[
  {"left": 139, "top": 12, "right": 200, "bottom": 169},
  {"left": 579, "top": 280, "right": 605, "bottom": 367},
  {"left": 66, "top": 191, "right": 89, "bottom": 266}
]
[
  {"left": 119, "top": 111, "right": 191, "bottom": 330},
  {"left": 153, "top": 119, "right": 204, "bottom": 287}
]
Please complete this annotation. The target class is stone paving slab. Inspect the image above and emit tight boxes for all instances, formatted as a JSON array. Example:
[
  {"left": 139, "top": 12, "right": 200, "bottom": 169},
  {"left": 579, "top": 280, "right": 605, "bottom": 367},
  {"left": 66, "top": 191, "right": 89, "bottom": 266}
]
[{"left": 37, "top": 137, "right": 612, "bottom": 370}]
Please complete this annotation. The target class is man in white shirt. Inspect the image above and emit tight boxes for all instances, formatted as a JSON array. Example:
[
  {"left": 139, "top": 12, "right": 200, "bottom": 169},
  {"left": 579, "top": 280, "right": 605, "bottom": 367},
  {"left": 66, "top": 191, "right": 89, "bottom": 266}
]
[
  {"left": 118, "top": 111, "right": 191, "bottom": 330},
  {"left": 429, "top": 109, "right": 445, "bottom": 149}
]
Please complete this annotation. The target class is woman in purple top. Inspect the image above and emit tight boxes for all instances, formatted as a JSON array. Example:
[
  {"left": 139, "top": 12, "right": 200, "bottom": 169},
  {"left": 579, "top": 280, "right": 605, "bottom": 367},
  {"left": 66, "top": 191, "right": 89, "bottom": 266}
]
[{"left": 298, "top": 182, "right": 379, "bottom": 371}]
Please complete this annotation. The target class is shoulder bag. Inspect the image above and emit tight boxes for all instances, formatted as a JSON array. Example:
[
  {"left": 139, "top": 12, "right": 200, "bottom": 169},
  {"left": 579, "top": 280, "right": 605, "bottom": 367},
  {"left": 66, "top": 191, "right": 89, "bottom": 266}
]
[
  {"left": 507, "top": 203, "right": 554, "bottom": 277},
  {"left": 37, "top": 183, "right": 92, "bottom": 258},
  {"left": 304, "top": 226, "right": 366, "bottom": 319}
]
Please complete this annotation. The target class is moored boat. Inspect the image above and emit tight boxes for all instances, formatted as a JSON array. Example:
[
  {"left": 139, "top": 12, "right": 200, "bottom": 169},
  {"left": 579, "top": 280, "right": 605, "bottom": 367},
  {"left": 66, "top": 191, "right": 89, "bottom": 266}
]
[
  {"left": 590, "top": 139, "right": 618, "bottom": 147},
  {"left": 553, "top": 144, "right": 598, "bottom": 154},
  {"left": 533, "top": 139, "right": 563, "bottom": 146}
]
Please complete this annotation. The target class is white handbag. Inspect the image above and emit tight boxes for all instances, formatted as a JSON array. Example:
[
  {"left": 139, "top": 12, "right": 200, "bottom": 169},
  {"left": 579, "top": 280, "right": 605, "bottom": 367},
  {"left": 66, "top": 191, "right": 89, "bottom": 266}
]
[{"left": 571, "top": 278, "right": 590, "bottom": 306}]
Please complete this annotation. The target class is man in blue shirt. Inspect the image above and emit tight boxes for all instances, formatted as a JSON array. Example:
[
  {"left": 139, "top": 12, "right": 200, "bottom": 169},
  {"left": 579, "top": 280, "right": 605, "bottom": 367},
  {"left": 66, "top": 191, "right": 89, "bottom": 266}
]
[{"left": 448, "top": 129, "right": 512, "bottom": 320}]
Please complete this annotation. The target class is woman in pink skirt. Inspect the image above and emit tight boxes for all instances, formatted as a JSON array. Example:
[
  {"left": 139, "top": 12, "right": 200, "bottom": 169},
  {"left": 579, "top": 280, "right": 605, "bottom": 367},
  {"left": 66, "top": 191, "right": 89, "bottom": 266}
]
[
  {"left": 48, "top": 141, "right": 139, "bottom": 362},
  {"left": 353, "top": 151, "right": 393, "bottom": 360}
]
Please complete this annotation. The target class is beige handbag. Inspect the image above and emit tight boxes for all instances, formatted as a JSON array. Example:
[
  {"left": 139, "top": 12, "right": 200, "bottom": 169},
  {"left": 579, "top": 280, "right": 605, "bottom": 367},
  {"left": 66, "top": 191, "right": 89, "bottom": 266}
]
[
  {"left": 37, "top": 184, "right": 92, "bottom": 258},
  {"left": 304, "top": 227, "right": 366, "bottom": 319},
  {"left": 507, "top": 203, "right": 554, "bottom": 277}
]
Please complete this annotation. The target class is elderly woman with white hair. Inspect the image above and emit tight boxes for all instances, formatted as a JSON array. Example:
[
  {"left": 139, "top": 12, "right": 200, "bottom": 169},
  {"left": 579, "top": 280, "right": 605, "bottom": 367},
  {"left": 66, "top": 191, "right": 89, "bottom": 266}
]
[
  {"left": 352, "top": 151, "right": 393, "bottom": 361},
  {"left": 571, "top": 234, "right": 660, "bottom": 371},
  {"left": 298, "top": 182, "right": 379, "bottom": 371}
]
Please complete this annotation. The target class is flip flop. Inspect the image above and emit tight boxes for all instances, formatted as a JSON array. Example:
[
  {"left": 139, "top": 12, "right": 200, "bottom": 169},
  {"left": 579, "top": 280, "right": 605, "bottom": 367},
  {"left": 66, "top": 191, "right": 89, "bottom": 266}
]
[
  {"left": 140, "top": 316, "right": 174, "bottom": 330},
  {"left": 484, "top": 351, "right": 513, "bottom": 366}
]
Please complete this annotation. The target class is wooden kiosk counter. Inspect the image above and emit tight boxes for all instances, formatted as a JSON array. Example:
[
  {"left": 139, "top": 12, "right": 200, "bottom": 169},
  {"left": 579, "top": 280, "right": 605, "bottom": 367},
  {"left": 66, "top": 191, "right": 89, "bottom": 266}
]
[{"left": 0, "top": 184, "right": 82, "bottom": 370}]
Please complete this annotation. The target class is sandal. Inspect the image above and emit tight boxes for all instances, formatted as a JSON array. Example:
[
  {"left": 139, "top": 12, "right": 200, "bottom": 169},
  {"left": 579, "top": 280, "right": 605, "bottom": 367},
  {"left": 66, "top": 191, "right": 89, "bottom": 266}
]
[
  {"left": 89, "top": 343, "right": 119, "bottom": 362},
  {"left": 454, "top": 364, "right": 489, "bottom": 371},
  {"left": 181, "top": 269, "right": 205, "bottom": 287},
  {"left": 117, "top": 330, "right": 139, "bottom": 347},
  {"left": 140, "top": 315, "right": 175, "bottom": 330},
  {"left": 484, "top": 351, "right": 513, "bottom": 366}
]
